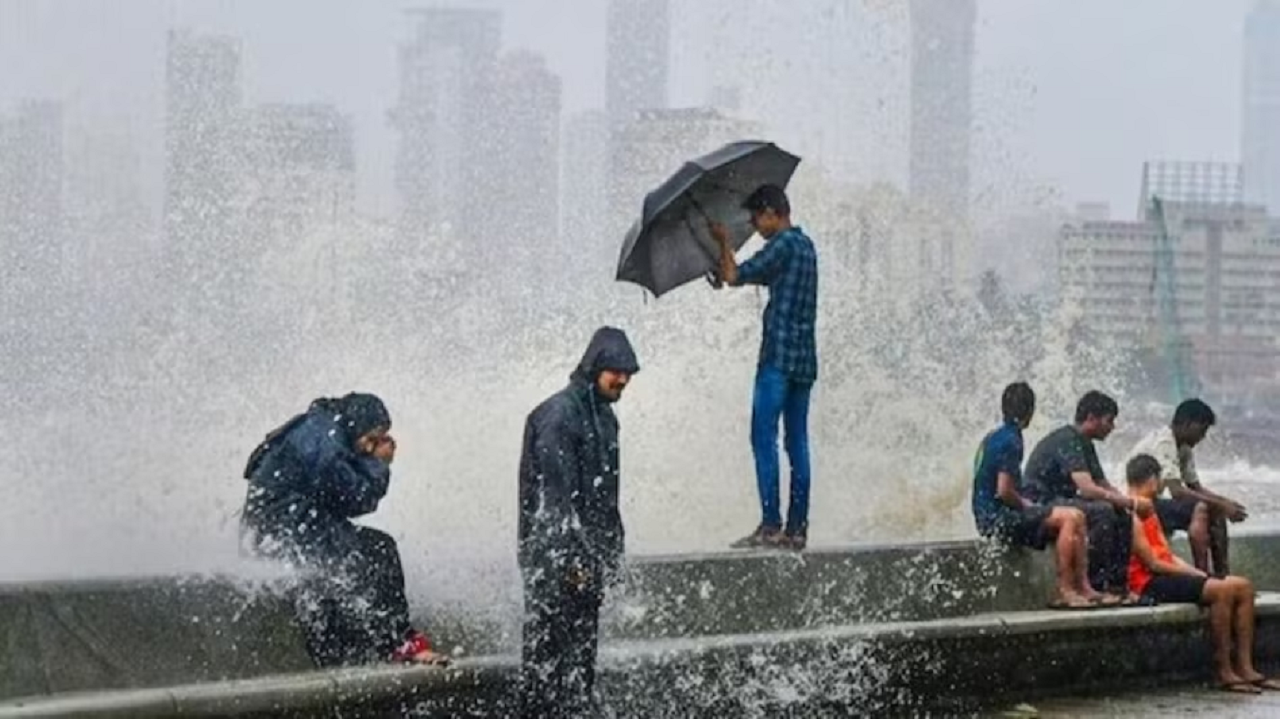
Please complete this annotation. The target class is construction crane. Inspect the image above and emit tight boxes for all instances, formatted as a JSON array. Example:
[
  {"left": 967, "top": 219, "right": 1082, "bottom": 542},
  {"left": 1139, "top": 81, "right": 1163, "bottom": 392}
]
[{"left": 1148, "top": 196, "right": 1199, "bottom": 403}]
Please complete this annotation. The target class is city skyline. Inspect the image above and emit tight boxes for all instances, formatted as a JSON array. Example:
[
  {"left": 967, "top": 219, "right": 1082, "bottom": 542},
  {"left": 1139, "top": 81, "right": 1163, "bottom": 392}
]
[{"left": 0, "top": 0, "right": 1263, "bottom": 219}]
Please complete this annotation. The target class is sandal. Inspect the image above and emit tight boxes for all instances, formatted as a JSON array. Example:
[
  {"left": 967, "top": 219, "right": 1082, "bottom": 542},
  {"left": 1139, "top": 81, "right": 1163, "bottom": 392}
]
[
  {"left": 1047, "top": 598, "right": 1099, "bottom": 611},
  {"left": 1217, "top": 681, "right": 1262, "bottom": 694},
  {"left": 1251, "top": 677, "right": 1280, "bottom": 691}
]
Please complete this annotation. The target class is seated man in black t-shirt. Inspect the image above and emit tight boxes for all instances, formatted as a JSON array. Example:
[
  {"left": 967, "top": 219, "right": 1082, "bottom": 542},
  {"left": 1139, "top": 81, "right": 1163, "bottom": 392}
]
[{"left": 1022, "top": 391, "right": 1154, "bottom": 602}]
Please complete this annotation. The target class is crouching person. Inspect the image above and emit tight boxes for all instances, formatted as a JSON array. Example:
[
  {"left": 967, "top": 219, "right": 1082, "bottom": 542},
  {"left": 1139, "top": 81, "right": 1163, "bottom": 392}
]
[
  {"left": 972, "top": 383, "right": 1108, "bottom": 609},
  {"left": 1127, "top": 453, "right": 1279, "bottom": 693},
  {"left": 518, "top": 327, "right": 639, "bottom": 719},
  {"left": 241, "top": 393, "right": 447, "bottom": 667}
]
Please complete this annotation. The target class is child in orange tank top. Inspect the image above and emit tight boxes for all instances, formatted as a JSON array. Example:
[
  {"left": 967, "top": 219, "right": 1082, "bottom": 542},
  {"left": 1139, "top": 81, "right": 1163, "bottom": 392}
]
[{"left": 1127, "top": 454, "right": 1278, "bottom": 694}]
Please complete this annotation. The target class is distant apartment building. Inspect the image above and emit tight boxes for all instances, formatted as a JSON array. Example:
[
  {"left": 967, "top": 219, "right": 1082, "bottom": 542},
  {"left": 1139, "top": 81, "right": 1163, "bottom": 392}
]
[
  {"left": 237, "top": 103, "right": 356, "bottom": 245},
  {"left": 63, "top": 126, "right": 155, "bottom": 304},
  {"left": 610, "top": 108, "right": 762, "bottom": 228},
  {"left": 164, "top": 30, "right": 241, "bottom": 258},
  {"left": 391, "top": 8, "right": 564, "bottom": 295},
  {"left": 1060, "top": 161, "right": 1280, "bottom": 396},
  {"left": 0, "top": 101, "right": 65, "bottom": 313},
  {"left": 834, "top": 183, "right": 975, "bottom": 305},
  {"left": 1242, "top": 0, "right": 1280, "bottom": 213},
  {"left": 560, "top": 110, "right": 610, "bottom": 279},
  {"left": 908, "top": 0, "right": 976, "bottom": 219},
  {"left": 391, "top": 8, "right": 501, "bottom": 248},
  {"left": 605, "top": 0, "right": 669, "bottom": 127},
  {"left": 605, "top": 0, "right": 670, "bottom": 240},
  {"left": 0, "top": 101, "right": 64, "bottom": 255},
  {"left": 477, "top": 51, "right": 562, "bottom": 287}
]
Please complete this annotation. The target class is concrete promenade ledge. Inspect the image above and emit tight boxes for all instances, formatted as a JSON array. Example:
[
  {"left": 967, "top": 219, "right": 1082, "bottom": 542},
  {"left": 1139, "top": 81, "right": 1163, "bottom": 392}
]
[
  {"left": 6, "top": 597, "right": 1280, "bottom": 717},
  {"left": 2, "top": 531, "right": 1280, "bottom": 716}
]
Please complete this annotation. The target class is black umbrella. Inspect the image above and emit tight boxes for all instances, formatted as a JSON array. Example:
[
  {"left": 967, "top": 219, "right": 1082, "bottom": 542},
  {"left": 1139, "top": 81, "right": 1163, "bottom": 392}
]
[{"left": 616, "top": 140, "right": 801, "bottom": 297}]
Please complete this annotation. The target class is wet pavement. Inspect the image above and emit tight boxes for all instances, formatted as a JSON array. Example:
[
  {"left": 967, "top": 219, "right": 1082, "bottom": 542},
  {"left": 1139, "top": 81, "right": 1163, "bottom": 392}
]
[{"left": 993, "top": 685, "right": 1280, "bottom": 717}]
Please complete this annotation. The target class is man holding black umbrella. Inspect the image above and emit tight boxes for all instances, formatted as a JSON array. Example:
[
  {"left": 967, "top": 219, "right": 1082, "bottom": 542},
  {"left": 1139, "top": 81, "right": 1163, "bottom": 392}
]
[{"left": 711, "top": 184, "right": 819, "bottom": 551}]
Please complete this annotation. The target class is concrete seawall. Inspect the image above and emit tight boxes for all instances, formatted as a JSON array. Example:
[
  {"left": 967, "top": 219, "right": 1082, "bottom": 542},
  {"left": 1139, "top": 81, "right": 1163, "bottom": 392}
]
[{"left": 3, "top": 530, "right": 1280, "bottom": 716}]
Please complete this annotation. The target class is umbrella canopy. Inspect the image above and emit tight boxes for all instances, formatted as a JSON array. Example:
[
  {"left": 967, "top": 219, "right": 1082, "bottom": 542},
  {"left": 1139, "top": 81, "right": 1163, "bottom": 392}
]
[{"left": 616, "top": 140, "right": 801, "bottom": 297}]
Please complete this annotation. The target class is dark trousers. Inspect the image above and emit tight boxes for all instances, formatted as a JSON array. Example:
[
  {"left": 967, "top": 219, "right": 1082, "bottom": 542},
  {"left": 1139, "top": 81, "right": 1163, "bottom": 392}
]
[
  {"left": 520, "top": 569, "right": 605, "bottom": 719},
  {"left": 1060, "top": 499, "right": 1132, "bottom": 593},
  {"left": 294, "top": 526, "right": 413, "bottom": 667}
]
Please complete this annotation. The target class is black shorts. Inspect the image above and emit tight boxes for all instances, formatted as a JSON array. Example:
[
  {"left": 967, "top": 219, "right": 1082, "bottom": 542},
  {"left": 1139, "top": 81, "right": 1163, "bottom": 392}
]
[
  {"left": 1142, "top": 574, "right": 1208, "bottom": 605},
  {"left": 983, "top": 505, "right": 1054, "bottom": 550},
  {"left": 1155, "top": 496, "right": 1199, "bottom": 534}
]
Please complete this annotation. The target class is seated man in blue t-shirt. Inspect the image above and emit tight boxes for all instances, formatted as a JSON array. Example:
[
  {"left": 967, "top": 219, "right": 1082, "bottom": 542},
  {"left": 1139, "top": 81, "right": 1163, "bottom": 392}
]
[{"left": 973, "top": 382, "right": 1109, "bottom": 609}]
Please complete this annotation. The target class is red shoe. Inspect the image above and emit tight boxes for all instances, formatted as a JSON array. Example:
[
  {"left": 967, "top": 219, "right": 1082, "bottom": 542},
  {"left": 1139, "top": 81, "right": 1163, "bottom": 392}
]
[{"left": 391, "top": 630, "right": 449, "bottom": 665}]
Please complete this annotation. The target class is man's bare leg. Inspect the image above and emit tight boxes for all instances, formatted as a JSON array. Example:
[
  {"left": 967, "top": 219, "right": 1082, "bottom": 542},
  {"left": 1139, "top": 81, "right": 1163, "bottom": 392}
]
[
  {"left": 1061, "top": 502, "right": 1122, "bottom": 604},
  {"left": 1067, "top": 516, "right": 1104, "bottom": 601},
  {"left": 1202, "top": 578, "right": 1256, "bottom": 691},
  {"left": 1226, "top": 576, "right": 1280, "bottom": 687},
  {"left": 1045, "top": 507, "right": 1092, "bottom": 606},
  {"left": 1188, "top": 501, "right": 1211, "bottom": 573},
  {"left": 1209, "top": 509, "right": 1231, "bottom": 577}
]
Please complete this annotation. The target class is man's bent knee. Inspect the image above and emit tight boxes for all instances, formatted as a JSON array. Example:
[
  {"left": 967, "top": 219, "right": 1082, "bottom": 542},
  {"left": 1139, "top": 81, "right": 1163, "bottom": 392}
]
[
  {"left": 1227, "top": 575, "right": 1253, "bottom": 593},
  {"left": 1203, "top": 578, "right": 1231, "bottom": 602},
  {"left": 1046, "top": 506, "right": 1083, "bottom": 530},
  {"left": 1192, "top": 501, "right": 1210, "bottom": 522}
]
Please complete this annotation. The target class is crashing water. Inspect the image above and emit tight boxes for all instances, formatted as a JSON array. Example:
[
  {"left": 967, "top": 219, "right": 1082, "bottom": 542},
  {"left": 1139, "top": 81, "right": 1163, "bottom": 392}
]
[
  {"left": 4, "top": 11, "right": 1276, "bottom": 717},
  {"left": 1, "top": 188, "right": 1135, "bottom": 608}
]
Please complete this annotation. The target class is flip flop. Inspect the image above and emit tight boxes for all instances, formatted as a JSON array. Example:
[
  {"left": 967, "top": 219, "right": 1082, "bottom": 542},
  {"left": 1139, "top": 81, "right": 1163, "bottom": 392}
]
[
  {"left": 1251, "top": 677, "right": 1280, "bottom": 691},
  {"left": 1090, "top": 595, "right": 1124, "bottom": 607},
  {"left": 1217, "top": 681, "right": 1263, "bottom": 694},
  {"left": 1047, "top": 598, "right": 1100, "bottom": 611}
]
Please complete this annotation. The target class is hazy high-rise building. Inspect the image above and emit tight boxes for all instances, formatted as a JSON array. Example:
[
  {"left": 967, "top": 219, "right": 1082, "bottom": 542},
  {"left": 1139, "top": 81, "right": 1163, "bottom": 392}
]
[
  {"left": 612, "top": 108, "right": 761, "bottom": 224},
  {"left": 561, "top": 110, "right": 610, "bottom": 281},
  {"left": 0, "top": 101, "right": 65, "bottom": 390},
  {"left": 238, "top": 103, "right": 356, "bottom": 245},
  {"left": 1242, "top": 1, "right": 1280, "bottom": 213},
  {"left": 163, "top": 29, "right": 242, "bottom": 267},
  {"left": 605, "top": 0, "right": 671, "bottom": 240},
  {"left": 605, "top": 0, "right": 670, "bottom": 127},
  {"left": 64, "top": 125, "right": 154, "bottom": 303},
  {"left": 391, "top": 8, "right": 501, "bottom": 248},
  {"left": 478, "top": 51, "right": 562, "bottom": 286},
  {"left": 0, "top": 101, "right": 64, "bottom": 247},
  {"left": 908, "top": 0, "right": 975, "bottom": 218},
  {"left": 0, "top": 101, "right": 65, "bottom": 302},
  {"left": 708, "top": 85, "right": 744, "bottom": 115}
]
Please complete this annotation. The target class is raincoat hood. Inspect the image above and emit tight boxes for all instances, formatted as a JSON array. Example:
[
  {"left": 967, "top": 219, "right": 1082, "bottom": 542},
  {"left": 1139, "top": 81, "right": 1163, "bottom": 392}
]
[
  {"left": 312, "top": 392, "right": 392, "bottom": 445},
  {"left": 570, "top": 327, "right": 640, "bottom": 384}
]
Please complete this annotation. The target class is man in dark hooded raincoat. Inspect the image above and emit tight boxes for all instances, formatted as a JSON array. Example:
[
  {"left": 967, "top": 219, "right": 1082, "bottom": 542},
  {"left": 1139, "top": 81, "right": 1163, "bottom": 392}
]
[
  {"left": 518, "top": 327, "right": 640, "bottom": 718},
  {"left": 241, "top": 392, "right": 446, "bottom": 667}
]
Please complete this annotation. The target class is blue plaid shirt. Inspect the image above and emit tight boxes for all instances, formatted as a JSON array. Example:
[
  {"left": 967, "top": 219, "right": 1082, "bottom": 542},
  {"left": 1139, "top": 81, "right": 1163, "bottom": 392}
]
[{"left": 733, "top": 226, "right": 819, "bottom": 382}]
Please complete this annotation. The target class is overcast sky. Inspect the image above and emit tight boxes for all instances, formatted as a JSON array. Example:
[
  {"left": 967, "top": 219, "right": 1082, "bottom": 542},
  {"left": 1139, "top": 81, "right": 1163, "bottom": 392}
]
[{"left": 0, "top": 0, "right": 1256, "bottom": 216}]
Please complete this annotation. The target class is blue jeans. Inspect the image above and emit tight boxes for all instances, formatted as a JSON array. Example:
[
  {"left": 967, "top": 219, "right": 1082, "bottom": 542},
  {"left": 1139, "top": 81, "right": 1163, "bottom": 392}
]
[{"left": 751, "top": 365, "right": 813, "bottom": 535}]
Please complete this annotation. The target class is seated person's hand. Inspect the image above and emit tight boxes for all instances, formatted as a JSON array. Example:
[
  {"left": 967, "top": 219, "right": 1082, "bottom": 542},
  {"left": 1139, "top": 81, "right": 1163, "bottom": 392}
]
[
  {"left": 1132, "top": 496, "right": 1155, "bottom": 519},
  {"left": 1229, "top": 502, "right": 1249, "bottom": 523},
  {"left": 373, "top": 436, "right": 397, "bottom": 463}
]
